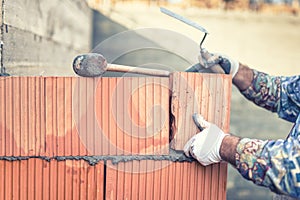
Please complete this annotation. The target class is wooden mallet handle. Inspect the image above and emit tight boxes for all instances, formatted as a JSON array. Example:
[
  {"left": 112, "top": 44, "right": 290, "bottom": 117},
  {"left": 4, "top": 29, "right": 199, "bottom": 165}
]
[
  {"left": 107, "top": 63, "right": 170, "bottom": 77},
  {"left": 73, "top": 53, "right": 170, "bottom": 77}
]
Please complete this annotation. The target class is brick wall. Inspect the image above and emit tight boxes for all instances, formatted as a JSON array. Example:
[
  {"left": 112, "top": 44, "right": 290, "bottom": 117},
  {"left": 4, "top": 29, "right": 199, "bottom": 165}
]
[{"left": 0, "top": 73, "right": 231, "bottom": 199}]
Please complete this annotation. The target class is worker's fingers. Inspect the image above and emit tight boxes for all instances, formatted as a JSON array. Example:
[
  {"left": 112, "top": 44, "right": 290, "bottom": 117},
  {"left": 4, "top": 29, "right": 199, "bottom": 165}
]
[
  {"left": 198, "top": 54, "right": 205, "bottom": 67},
  {"left": 198, "top": 48, "right": 207, "bottom": 67},
  {"left": 183, "top": 135, "right": 196, "bottom": 157},
  {"left": 185, "top": 113, "right": 210, "bottom": 157},
  {"left": 192, "top": 113, "right": 210, "bottom": 131},
  {"left": 199, "top": 49, "right": 221, "bottom": 68}
]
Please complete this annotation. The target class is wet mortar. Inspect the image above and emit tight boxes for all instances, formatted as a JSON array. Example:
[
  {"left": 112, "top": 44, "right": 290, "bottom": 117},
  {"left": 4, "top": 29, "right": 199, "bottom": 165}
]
[{"left": 0, "top": 148, "right": 195, "bottom": 166}]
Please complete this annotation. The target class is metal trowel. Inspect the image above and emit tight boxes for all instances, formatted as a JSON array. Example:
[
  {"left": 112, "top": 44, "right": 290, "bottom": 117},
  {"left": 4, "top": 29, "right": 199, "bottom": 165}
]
[{"left": 160, "top": 7, "right": 214, "bottom": 73}]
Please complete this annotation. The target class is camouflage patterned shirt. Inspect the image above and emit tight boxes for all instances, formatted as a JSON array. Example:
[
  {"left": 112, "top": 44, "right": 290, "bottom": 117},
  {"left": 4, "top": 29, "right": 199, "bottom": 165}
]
[{"left": 235, "top": 70, "right": 300, "bottom": 198}]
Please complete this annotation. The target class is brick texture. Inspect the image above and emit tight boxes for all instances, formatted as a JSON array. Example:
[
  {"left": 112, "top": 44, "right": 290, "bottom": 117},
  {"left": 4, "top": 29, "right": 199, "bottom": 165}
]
[
  {"left": 170, "top": 72, "right": 231, "bottom": 150},
  {"left": 0, "top": 76, "right": 169, "bottom": 156},
  {"left": 0, "top": 159, "right": 104, "bottom": 200},
  {"left": 0, "top": 73, "right": 230, "bottom": 199},
  {"left": 105, "top": 160, "right": 227, "bottom": 200}
]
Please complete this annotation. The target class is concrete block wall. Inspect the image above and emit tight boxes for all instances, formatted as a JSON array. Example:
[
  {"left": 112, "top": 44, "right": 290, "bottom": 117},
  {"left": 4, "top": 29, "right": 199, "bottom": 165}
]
[
  {"left": 0, "top": 73, "right": 231, "bottom": 199},
  {"left": 0, "top": 0, "right": 92, "bottom": 76}
]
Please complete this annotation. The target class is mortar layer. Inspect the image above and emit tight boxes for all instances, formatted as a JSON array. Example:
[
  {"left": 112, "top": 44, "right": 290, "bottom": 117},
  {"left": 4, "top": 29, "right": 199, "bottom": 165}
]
[{"left": 0, "top": 149, "right": 195, "bottom": 165}]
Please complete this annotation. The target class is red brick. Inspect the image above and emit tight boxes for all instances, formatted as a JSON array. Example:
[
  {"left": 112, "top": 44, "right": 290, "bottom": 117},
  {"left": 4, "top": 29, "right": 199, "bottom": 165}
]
[
  {"left": 0, "top": 160, "right": 105, "bottom": 200},
  {"left": 170, "top": 72, "right": 232, "bottom": 150},
  {"left": 28, "top": 158, "right": 35, "bottom": 200},
  {"left": 105, "top": 160, "right": 226, "bottom": 200},
  {"left": 5, "top": 77, "right": 13, "bottom": 156},
  {"left": 5, "top": 161, "right": 13, "bottom": 199},
  {"left": 57, "top": 78, "right": 66, "bottom": 156},
  {"left": 0, "top": 78, "right": 5, "bottom": 156}
]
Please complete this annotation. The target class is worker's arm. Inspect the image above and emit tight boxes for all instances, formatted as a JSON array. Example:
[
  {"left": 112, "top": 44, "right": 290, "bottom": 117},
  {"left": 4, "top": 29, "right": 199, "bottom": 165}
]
[
  {"left": 192, "top": 49, "right": 300, "bottom": 122},
  {"left": 234, "top": 63, "right": 300, "bottom": 123},
  {"left": 223, "top": 134, "right": 300, "bottom": 198},
  {"left": 232, "top": 63, "right": 253, "bottom": 91},
  {"left": 184, "top": 115, "right": 300, "bottom": 198},
  {"left": 233, "top": 135, "right": 300, "bottom": 198}
]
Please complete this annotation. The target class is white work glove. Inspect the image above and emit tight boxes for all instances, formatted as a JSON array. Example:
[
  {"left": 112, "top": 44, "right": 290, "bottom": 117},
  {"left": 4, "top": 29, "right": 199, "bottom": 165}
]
[
  {"left": 186, "top": 49, "right": 239, "bottom": 78},
  {"left": 183, "top": 113, "right": 229, "bottom": 166}
]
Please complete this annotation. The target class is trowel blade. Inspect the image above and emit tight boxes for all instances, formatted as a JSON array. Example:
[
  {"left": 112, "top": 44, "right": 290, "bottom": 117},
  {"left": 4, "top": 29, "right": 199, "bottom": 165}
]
[{"left": 160, "top": 7, "right": 209, "bottom": 34}]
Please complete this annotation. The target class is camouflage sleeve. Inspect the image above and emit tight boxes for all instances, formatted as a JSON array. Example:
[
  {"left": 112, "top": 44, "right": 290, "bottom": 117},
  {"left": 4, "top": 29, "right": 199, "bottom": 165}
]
[
  {"left": 278, "top": 76, "right": 300, "bottom": 122},
  {"left": 241, "top": 70, "right": 281, "bottom": 113},
  {"left": 235, "top": 137, "right": 300, "bottom": 198},
  {"left": 241, "top": 70, "right": 300, "bottom": 123}
]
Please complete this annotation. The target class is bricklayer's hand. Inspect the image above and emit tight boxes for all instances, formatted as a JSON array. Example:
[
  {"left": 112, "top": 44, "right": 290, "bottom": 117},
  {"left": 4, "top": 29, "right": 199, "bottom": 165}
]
[
  {"left": 183, "top": 113, "right": 229, "bottom": 166},
  {"left": 186, "top": 49, "right": 239, "bottom": 78},
  {"left": 200, "top": 49, "right": 239, "bottom": 77}
]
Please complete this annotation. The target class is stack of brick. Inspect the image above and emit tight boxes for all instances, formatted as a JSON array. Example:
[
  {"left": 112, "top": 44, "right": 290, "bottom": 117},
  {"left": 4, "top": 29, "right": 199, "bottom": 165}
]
[{"left": 0, "top": 72, "right": 231, "bottom": 199}]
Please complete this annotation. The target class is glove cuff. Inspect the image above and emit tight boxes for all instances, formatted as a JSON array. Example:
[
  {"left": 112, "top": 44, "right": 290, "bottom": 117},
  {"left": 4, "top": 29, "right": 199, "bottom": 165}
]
[
  {"left": 215, "top": 133, "right": 230, "bottom": 161},
  {"left": 200, "top": 126, "right": 229, "bottom": 166},
  {"left": 219, "top": 55, "right": 240, "bottom": 78},
  {"left": 231, "top": 59, "right": 240, "bottom": 78}
]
